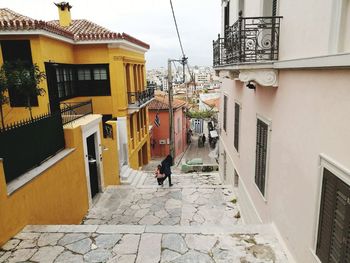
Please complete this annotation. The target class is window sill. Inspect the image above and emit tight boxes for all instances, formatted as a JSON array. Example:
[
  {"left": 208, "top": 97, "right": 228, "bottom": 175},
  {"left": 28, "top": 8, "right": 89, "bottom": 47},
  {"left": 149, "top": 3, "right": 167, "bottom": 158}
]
[
  {"left": 6, "top": 148, "right": 75, "bottom": 196},
  {"left": 254, "top": 183, "right": 268, "bottom": 203}
]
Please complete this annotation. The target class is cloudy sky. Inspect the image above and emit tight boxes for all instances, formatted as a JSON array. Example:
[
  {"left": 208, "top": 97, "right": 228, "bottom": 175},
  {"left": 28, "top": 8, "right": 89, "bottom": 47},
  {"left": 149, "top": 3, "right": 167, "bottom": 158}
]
[{"left": 1, "top": 0, "right": 221, "bottom": 69}]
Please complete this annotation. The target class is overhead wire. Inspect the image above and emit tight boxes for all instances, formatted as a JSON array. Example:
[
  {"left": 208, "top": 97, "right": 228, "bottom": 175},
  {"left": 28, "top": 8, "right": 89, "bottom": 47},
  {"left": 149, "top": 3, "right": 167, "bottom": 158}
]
[{"left": 169, "top": 0, "right": 194, "bottom": 83}]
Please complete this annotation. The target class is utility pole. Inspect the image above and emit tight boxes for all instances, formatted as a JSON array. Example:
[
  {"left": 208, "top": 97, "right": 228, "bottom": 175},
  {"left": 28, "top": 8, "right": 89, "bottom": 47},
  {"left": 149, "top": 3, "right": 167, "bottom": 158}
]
[
  {"left": 168, "top": 59, "right": 175, "bottom": 161},
  {"left": 181, "top": 55, "right": 188, "bottom": 103}
]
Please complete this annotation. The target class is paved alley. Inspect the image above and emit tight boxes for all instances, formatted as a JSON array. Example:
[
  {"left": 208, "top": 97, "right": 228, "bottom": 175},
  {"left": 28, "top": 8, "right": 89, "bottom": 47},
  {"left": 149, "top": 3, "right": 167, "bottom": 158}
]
[{"left": 0, "top": 172, "right": 289, "bottom": 262}]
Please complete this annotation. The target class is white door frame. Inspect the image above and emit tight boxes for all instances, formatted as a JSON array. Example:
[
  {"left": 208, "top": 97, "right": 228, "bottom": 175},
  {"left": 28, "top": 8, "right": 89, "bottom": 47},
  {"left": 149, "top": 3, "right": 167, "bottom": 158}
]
[{"left": 81, "top": 116, "right": 104, "bottom": 207}]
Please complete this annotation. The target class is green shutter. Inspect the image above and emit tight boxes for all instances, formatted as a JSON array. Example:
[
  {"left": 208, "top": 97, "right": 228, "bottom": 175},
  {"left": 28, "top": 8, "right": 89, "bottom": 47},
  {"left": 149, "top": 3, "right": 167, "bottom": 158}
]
[
  {"left": 234, "top": 103, "right": 240, "bottom": 151},
  {"left": 255, "top": 119, "right": 268, "bottom": 196},
  {"left": 316, "top": 168, "right": 350, "bottom": 262}
]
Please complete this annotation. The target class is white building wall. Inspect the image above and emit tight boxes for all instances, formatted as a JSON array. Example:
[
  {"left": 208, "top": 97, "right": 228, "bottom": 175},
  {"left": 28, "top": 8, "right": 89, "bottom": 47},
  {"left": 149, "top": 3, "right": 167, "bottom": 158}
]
[{"left": 218, "top": 0, "right": 350, "bottom": 262}]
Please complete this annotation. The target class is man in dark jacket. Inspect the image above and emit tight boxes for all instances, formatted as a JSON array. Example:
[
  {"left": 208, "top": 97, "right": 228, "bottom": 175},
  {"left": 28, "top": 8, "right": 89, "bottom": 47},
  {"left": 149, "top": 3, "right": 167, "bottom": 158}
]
[{"left": 160, "top": 154, "right": 173, "bottom": 187}]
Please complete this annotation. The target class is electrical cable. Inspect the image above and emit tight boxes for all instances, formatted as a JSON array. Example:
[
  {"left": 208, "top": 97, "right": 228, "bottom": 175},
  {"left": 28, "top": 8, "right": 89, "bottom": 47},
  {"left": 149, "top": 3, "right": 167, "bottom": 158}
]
[{"left": 169, "top": 0, "right": 195, "bottom": 84}]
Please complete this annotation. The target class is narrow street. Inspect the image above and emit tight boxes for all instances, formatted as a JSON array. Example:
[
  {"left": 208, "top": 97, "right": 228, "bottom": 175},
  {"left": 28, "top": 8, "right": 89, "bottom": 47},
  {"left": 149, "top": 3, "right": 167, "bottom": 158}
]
[{"left": 0, "top": 171, "right": 288, "bottom": 262}]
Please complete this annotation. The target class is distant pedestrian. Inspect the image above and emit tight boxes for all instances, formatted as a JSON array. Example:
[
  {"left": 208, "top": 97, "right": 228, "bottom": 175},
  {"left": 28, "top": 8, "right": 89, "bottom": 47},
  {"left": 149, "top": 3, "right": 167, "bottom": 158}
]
[
  {"left": 202, "top": 134, "right": 206, "bottom": 145},
  {"left": 154, "top": 164, "right": 165, "bottom": 186},
  {"left": 160, "top": 155, "right": 173, "bottom": 187}
]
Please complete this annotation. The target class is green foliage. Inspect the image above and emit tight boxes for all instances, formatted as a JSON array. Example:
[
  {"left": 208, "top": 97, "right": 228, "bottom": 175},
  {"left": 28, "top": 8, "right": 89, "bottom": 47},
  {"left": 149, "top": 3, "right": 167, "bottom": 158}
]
[
  {"left": 230, "top": 198, "right": 237, "bottom": 204},
  {"left": 4, "top": 60, "right": 46, "bottom": 120},
  {"left": 186, "top": 110, "right": 214, "bottom": 120}
]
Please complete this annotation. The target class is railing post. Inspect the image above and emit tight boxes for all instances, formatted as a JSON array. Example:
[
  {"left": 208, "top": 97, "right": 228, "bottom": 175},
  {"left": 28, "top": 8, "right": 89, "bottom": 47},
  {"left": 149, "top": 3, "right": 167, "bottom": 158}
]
[
  {"left": 270, "top": 16, "right": 277, "bottom": 60},
  {"left": 238, "top": 14, "right": 243, "bottom": 62}
]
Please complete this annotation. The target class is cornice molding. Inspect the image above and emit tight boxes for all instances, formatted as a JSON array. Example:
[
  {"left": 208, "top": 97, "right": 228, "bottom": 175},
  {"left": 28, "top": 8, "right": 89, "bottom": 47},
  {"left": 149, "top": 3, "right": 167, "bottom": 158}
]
[{"left": 239, "top": 69, "right": 278, "bottom": 87}]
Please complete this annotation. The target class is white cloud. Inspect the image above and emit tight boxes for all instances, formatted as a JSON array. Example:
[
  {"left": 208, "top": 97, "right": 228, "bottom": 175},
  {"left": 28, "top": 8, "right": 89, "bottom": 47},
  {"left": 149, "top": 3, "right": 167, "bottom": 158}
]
[{"left": 1, "top": 0, "right": 221, "bottom": 68}]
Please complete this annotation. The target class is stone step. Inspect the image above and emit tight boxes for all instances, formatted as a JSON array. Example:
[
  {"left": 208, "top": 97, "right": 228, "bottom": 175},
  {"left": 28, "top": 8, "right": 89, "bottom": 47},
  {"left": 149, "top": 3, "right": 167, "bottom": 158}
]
[
  {"left": 120, "top": 169, "right": 138, "bottom": 185},
  {"left": 22, "top": 224, "right": 274, "bottom": 235},
  {"left": 131, "top": 171, "right": 143, "bottom": 186}
]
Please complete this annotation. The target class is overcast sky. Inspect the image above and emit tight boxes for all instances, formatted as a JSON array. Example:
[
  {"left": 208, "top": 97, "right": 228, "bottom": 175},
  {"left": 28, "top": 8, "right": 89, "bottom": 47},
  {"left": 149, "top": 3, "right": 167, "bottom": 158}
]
[{"left": 1, "top": 0, "right": 221, "bottom": 69}]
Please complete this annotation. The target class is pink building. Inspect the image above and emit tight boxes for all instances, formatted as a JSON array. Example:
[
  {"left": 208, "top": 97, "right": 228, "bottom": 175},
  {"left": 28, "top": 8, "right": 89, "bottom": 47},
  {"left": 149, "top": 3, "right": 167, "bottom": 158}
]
[
  {"left": 214, "top": 0, "right": 350, "bottom": 262},
  {"left": 148, "top": 95, "right": 188, "bottom": 159}
]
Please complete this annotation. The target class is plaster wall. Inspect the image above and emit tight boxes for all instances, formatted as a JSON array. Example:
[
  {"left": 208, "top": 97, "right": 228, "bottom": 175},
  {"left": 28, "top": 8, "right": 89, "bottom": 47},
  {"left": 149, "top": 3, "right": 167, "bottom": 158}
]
[{"left": 219, "top": 69, "right": 350, "bottom": 262}]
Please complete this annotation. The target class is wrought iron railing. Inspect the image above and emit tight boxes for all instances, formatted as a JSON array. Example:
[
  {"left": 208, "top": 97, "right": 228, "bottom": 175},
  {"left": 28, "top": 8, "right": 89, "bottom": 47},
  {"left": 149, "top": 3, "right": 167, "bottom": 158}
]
[
  {"left": 128, "top": 88, "right": 155, "bottom": 107},
  {"left": 213, "top": 16, "right": 282, "bottom": 67},
  {"left": 0, "top": 113, "right": 65, "bottom": 183},
  {"left": 60, "top": 100, "right": 93, "bottom": 125}
]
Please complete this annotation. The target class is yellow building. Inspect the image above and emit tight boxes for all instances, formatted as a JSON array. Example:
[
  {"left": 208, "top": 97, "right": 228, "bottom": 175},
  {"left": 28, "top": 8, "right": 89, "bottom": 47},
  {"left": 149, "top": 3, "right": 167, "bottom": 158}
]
[
  {"left": 0, "top": 2, "right": 152, "bottom": 171},
  {"left": 0, "top": 2, "right": 152, "bottom": 245}
]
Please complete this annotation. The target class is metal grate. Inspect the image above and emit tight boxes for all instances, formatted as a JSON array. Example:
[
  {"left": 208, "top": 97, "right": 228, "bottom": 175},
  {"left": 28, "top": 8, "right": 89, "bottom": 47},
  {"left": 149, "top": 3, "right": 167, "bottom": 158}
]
[{"left": 213, "top": 16, "right": 282, "bottom": 67}]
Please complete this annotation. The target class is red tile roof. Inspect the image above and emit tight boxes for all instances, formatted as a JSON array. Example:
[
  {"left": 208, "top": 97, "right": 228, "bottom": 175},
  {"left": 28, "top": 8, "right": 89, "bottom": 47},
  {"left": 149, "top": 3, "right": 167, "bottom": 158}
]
[
  {"left": 0, "top": 8, "right": 150, "bottom": 49},
  {"left": 149, "top": 95, "right": 187, "bottom": 110},
  {"left": 203, "top": 98, "right": 220, "bottom": 109}
]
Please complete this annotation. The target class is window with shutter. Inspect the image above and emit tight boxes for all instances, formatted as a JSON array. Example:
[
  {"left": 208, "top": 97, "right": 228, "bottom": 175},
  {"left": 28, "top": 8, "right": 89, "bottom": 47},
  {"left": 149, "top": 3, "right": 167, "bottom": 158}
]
[
  {"left": 255, "top": 118, "right": 269, "bottom": 196},
  {"left": 234, "top": 103, "right": 240, "bottom": 152},
  {"left": 316, "top": 168, "right": 350, "bottom": 263},
  {"left": 224, "top": 1, "right": 230, "bottom": 31},
  {"left": 223, "top": 95, "right": 228, "bottom": 132}
]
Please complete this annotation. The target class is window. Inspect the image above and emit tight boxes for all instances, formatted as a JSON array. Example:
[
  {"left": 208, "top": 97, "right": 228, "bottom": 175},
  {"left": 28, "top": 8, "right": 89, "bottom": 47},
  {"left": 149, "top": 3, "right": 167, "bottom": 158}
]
[
  {"left": 223, "top": 95, "right": 228, "bottom": 132},
  {"left": 255, "top": 118, "right": 269, "bottom": 196},
  {"left": 77, "top": 69, "right": 91, "bottom": 80},
  {"left": 316, "top": 168, "right": 350, "bottom": 263},
  {"left": 93, "top": 68, "right": 107, "bottom": 80},
  {"left": 234, "top": 102, "right": 240, "bottom": 152},
  {"left": 1, "top": 40, "right": 38, "bottom": 107},
  {"left": 55, "top": 67, "right": 76, "bottom": 100},
  {"left": 102, "top": 115, "right": 113, "bottom": 138},
  {"left": 224, "top": 1, "right": 230, "bottom": 31}
]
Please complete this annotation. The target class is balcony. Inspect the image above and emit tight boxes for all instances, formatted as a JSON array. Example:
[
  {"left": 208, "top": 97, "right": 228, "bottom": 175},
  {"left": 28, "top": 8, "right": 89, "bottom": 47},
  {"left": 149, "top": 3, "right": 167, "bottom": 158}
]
[
  {"left": 60, "top": 100, "right": 93, "bottom": 125},
  {"left": 213, "top": 16, "right": 282, "bottom": 67},
  {"left": 127, "top": 88, "right": 155, "bottom": 109}
]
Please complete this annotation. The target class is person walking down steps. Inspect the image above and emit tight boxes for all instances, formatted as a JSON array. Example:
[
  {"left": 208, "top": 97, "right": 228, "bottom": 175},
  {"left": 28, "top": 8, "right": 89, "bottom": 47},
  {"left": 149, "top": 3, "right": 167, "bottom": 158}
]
[{"left": 160, "top": 154, "right": 173, "bottom": 187}]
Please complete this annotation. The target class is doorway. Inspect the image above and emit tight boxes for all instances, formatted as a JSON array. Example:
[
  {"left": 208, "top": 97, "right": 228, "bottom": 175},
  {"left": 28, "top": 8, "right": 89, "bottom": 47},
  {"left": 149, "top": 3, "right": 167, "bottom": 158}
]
[{"left": 86, "top": 133, "right": 99, "bottom": 198}]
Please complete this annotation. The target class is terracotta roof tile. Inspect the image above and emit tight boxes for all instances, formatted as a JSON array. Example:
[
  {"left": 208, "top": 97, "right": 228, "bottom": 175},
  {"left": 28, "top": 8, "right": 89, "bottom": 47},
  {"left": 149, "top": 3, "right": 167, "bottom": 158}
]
[
  {"left": 0, "top": 8, "right": 150, "bottom": 49},
  {"left": 203, "top": 98, "right": 220, "bottom": 109},
  {"left": 149, "top": 95, "right": 186, "bottom": 110}
]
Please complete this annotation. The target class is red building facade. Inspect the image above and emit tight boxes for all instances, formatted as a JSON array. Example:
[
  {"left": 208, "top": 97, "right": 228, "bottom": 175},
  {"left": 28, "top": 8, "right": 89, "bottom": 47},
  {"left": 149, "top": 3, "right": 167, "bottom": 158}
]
[{"left": 149, "top": 95, "right": 188, "bottom": 159}]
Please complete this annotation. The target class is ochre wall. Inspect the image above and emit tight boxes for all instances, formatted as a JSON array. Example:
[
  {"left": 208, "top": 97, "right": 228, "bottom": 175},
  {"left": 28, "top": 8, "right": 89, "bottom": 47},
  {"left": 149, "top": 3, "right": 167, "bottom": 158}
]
[
  {"left": 0, "top": 126, "right": 89, "bottom": 246},
  {"left": 0, "top": 35, "right": 75, "bottom": 125},
  {"left": 62, "top": 96, "right": 113, "bottom": 115},
  {"left": 101, "top": 120, "right": 120, "bottom": 185}
]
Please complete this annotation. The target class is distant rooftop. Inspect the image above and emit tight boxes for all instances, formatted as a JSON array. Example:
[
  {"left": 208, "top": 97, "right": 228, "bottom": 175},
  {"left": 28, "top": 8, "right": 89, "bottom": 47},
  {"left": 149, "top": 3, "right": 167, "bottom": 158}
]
[
  {"left": 0, "top": 8, "right": 150, "bottom": 49},
  {"left": 149, "top": 93, "right": 187, "bottom": 110}
]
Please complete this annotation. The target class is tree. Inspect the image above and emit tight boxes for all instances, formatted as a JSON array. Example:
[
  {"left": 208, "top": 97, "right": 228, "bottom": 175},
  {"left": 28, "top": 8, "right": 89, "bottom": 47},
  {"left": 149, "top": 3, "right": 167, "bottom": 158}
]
[
  {"left": 5, "top": 61, "right": 46, "bottom": 120},
  {"left": 0, "top": 66, "right": 9, "bottom": 129}
]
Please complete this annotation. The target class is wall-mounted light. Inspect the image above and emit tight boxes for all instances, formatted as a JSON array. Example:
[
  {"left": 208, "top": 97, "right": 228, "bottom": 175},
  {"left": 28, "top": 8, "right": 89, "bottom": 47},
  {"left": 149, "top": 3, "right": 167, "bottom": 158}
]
[{"left": 246, "top": 81, "right": 256, "bottom": 90}]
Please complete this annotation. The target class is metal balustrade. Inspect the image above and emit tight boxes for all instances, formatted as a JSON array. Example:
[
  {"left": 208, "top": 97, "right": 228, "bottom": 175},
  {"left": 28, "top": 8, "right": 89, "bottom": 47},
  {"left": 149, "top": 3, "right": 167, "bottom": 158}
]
[{"left": 213, "top": 16, "right": 282, "bottom": 67}]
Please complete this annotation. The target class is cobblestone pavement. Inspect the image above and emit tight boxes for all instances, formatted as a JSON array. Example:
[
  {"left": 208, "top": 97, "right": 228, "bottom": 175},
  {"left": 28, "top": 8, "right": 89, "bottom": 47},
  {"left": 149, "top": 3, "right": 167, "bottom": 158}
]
[
  {"left": 0, "top": 172, "right": 289, "bottom": 262},
  {"left": 83, "top": 173, "right": 240, "bottom": 226}
]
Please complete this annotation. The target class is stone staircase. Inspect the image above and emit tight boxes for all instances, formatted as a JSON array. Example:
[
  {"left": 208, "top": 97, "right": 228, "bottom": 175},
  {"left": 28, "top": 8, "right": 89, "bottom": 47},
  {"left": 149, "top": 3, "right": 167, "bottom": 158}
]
[{"left": 119, "top": 165, "right": 147, "bottom": 186}]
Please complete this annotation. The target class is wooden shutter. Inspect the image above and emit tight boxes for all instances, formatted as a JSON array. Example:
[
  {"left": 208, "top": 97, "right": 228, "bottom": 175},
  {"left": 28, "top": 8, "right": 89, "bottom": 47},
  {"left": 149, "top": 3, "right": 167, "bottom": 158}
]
[
  {"left": 316, "top": 168, "right": 350, "bottom": 263},
  {"left": 255, "top": 119, "right": 268, "bottom": 196},
  {"left": 234, "top": 103, "right": 240, "bottom": 151},
  {"left": 224, "top": 1, "right": 230, "bottom": 30},
  {"left": 223, "top": 96, "right": 227, "bottom": 132}
]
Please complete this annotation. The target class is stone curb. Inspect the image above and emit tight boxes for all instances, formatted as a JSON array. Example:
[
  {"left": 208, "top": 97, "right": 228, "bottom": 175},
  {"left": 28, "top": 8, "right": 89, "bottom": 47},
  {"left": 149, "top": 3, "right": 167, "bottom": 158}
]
[{"left": 23, "top": 224, "right": 273, "bottom": 235}]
